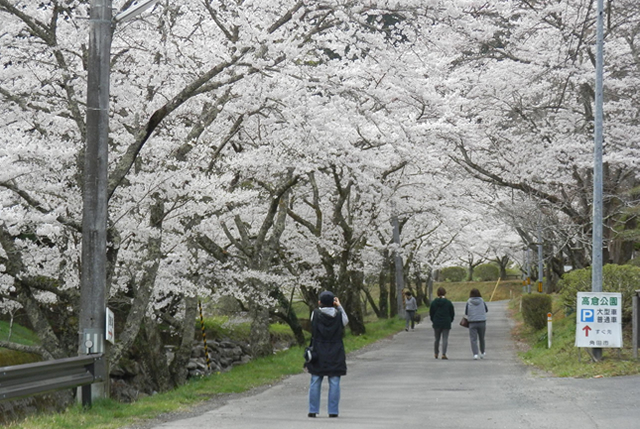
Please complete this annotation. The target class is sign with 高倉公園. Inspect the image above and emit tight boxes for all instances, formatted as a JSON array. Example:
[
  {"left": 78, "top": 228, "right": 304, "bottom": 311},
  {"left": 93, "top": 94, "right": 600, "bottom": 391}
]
[{"left": 575, "top": 292, "right": 622, "bottom": 348}]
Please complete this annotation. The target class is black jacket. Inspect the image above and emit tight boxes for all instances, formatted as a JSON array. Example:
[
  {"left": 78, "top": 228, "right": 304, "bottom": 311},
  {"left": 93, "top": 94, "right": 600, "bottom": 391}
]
[
  {"left": 430, "top": 297, "right": 455, "bottom": 329},
  {"left": 305, "top": 309, "right": 347, "bottom": 376}
]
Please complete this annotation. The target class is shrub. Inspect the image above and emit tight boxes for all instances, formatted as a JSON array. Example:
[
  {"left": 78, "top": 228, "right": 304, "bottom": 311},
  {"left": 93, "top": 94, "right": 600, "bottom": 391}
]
[
  {"left": 439, "top": 266, "right": 466, "bottom": 282},
  {"left": 558, "top": 264, "right": 640, "bottom": 322},
  {"left": 521, "top": 294, "right": 552, "bottom": 330},
  {"left": 473, "top": 264, "right": 500, "bottom": 281}
]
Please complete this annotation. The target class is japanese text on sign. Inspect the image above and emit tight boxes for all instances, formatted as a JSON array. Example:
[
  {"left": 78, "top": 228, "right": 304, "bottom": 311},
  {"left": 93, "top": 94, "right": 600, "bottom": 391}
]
[{"left": 575, "top": 292, "right": 622, "bottom": 348}]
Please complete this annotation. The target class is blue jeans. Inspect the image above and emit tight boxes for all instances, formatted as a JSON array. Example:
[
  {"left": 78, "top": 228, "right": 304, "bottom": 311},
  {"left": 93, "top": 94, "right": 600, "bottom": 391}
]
[{"left": 309, "top": 374, "right": 341, "bottom": 415}]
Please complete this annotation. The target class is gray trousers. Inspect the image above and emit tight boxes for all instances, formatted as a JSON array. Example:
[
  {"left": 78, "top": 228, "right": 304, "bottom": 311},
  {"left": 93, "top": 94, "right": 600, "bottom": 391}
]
[
  {"left": 468, "top": 321, "right": 486, "bottom": 355},
  {"left": 433, "top": 328, "right": 450, "bottom": 356},
  {"left": 405, "top": 310, "right": 416, "bottom": 329}
]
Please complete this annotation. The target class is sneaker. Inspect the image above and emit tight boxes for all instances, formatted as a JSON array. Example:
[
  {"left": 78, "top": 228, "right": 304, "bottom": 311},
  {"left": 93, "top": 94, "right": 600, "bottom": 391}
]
[
  {"left": 329, "top": 414, "right": 339, "bottom": 418},
  {"left": 308, "top": 413, "right": 317, "bottom": 418},
  {"left": 480, "top": 353, "right": 485, "bottom": 359},
  {"left": 441, "top": 355, "right": 448, "bottom": 360},
  {"left": 434, "top": 354, "right": 438, "bottom": 359},
  {"left": 473, "top": 354, "right": 479, "bottom": 360},
  {"left": 405, "top": 328, "right": 409, "bottom": 332}
]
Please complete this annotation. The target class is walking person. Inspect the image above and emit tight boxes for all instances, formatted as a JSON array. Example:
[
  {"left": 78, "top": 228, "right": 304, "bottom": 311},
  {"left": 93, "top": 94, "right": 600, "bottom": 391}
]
[
  {"left": 429, "top": 287, "right": 455, "bottom": 359},
  {"left": 466, "top": 288, "right": 488, "bottom": 360},
  {"left": 404, "top": 291, "right": 418, "bottom": 331},
  {"left": 305, "top": 291, "right": 349, "bottom": 418}
]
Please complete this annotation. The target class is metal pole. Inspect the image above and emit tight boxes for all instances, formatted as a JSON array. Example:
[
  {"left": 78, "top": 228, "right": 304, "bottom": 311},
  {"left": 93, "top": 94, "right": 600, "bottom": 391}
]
[
  {"left": 591, "top": 0, "right": 605, "bottom": 361},
  {"left": 537, "top": 223, "right": 543, "bottom": 293},
  {"left": 526, "top": 248, "right": 531, "bottom": 294},
  {"left": 79, "top": 0, "right": 112, "bottom": 404},
  {"left": 391, "top": 214, "right": 405, "bottom": 319}
]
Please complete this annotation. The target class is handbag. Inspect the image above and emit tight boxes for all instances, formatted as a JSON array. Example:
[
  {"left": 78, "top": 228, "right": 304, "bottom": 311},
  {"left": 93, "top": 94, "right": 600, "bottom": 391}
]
[
  {"left": 460, "top": 316, "right": 469, "bottom": 328},
  {"left": 304, "top": 309, "right": 319, "bottom": 364},
  {"left": 304, "top": 345, "right": 317, "bottom": 363}
]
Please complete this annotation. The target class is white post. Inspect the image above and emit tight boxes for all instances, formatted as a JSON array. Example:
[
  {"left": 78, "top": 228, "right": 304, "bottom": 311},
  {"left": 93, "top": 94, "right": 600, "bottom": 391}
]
[{"left": 547, "top": 312, "right": 552, "bottom": 349}]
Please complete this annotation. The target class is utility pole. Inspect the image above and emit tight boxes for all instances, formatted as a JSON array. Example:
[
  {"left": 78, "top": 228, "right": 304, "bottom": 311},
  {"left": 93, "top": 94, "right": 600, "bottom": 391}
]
[
  {"left": 79, "top": 0, "right": 112, "bottom": 404},
  {"left": 537, "top": 223, "right": 544, "bottom": 293},
  {"left": 526, "top": 248, "right": 531, "bottom": 294},
  {"left": 391, "top": 213, "right": 405, "bottom": 319},
  {"left": 591, "top": 0, "right": 605, "bottom": 361}
]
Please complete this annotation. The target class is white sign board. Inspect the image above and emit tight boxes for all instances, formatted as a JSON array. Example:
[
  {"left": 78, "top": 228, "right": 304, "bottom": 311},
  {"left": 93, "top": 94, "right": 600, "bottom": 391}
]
[
  {"left": 105, "top": 307, "right": 115, "bottom": 344},
  {"left": 575, "top": 292, "right": 622, "bottom": 348}
]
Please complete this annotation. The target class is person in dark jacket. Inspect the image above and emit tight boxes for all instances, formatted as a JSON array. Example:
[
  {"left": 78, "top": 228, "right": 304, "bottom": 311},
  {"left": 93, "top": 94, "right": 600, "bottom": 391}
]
[
  {"left": 465, "top": 288, "right": 488, "bottom": 360},
  {"left": 429, "top": 287, "right": 455, "bottom": 359},
  {"left": 305, "top": 291, "right": 349, "bottom": 418}
]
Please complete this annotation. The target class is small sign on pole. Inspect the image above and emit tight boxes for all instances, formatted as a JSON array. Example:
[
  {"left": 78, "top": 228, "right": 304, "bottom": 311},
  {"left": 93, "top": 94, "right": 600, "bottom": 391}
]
[
  {"left": 105, "top": 307, "right": 115, "bottom": 344},
  {"left": 575, "top": 292, "right": 622, "bottom": 348}
]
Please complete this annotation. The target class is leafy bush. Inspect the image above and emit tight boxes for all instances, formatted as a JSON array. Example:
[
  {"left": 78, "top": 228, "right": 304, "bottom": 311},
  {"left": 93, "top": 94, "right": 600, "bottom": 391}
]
[
  {"left": 626, "top": 258, "right": 640, "bottom": 268},
  {"left": 558, "top": 264, "right": 640, "bottom": 322},
  {"left": 473, "top": 264, "right": 500, "bottom": 281},
  {"left": 439, "top": 266, "right": 466, "bottom": 282},
  {"left": 521, "top": 294, "right": 552, "bottom": 330}
]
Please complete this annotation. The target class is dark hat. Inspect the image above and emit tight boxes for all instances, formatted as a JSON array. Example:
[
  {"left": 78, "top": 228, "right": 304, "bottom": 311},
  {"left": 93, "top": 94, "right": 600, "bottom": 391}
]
[{"left": 319, "top": 291, "right": 335, "bottom": 307}]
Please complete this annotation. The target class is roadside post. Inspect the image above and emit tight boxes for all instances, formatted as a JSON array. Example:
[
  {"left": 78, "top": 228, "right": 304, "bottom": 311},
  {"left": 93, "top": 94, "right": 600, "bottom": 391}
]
[
  {"left": 575, "top": 292, "right": 622, "bottom": 359},
  {"left": 633, "top": 290, "right": 640, "bottom": 359},
  {"left": 547, "top": 312, "right": 552, "bottom": 349}
]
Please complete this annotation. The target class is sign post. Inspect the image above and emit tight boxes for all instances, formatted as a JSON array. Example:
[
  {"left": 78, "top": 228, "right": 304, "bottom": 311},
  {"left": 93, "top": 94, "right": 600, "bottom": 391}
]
[{"left": 575, "top": 292, "right": 623, "bottom": 350}]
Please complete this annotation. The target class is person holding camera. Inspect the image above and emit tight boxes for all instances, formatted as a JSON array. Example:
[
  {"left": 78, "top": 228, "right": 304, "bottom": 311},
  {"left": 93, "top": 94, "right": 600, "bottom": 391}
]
[{"left": 305, "top": 291, "right": 349, "bottom": 418}]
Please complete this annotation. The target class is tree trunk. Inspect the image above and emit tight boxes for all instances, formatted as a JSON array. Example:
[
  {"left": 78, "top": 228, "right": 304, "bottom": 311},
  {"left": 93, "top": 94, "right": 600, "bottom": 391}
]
[
  {"left": 362, "top": 286, "right": 382, "bottom": 318},
  {"left": 142, "top": 318, "right": 171, "bottom": 392},
  {"left": 378, "top": 249, "right": 389, "bottom": 318},
  {"left": 249, "top": 301, "right": 273, "bottom": 357},
  {"left": 414, "top": 268, "right": 426, "bottom": 307},
  {"left": 273, "top": 289, "right": 306, "bottom": 346},
  {"left": 345, "top": 270, "right": 366, "bottom": 335},
  {"left": 427, "top": 270, "right": 435, "bottom": 305},
  {"left": 389, "top": 256, "right": 397, "bottom": 318},
  {"left": 169, "top": 295, "right": 197, "bottom": 388}
]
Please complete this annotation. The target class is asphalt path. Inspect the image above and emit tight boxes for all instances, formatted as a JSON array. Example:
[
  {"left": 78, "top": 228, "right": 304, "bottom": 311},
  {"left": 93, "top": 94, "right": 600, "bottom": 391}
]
[{"left": 142, "top": 301, "right": 640, "bottom": 429}]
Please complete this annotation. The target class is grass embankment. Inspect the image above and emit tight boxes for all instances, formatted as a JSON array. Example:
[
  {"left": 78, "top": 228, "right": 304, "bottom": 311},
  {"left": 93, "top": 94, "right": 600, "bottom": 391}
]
[
  {"left": 8, "top": 316, "right": 406, "bottom": 429},
  {"left": 434, "top": 279, "right": 523, "bottom": 302},
  {"left": 510, "top": 295, "right": 640, "bottom": 378},
  {"left": 0, "top": 320, "right": 41, "bottom": 366}
]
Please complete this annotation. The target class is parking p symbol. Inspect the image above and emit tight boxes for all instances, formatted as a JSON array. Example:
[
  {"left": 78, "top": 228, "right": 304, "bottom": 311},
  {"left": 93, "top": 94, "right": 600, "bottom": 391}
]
[{"left": 581, "top": 309, "right": 594, "bottom": 322}]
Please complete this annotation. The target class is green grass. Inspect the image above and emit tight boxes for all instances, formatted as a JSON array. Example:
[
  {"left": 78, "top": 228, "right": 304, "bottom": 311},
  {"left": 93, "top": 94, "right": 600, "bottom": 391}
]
[
  {"left": 0, "top": 320, "right": 42, "bottom": 366},
  {"left": 8, "top": 317, "right": 406, "bottom": 429},
  {"left": 511, "top": 294, "right": 640, "bottom": 378}
]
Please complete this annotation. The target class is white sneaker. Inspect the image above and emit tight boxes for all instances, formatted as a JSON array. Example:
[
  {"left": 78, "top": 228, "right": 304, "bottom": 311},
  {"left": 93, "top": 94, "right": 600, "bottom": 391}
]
[
  {"left": 473, "top": 354, "right": 479, "bottom": 360},
  {"left": 480, "top": 353, "right": 486, "bottom": 359}
]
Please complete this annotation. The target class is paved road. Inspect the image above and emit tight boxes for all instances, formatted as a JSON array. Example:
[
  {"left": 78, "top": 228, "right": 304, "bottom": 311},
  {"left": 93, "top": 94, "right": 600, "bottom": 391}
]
[{"left": 144, "top": 301, "right": 640, "bottom": 429}]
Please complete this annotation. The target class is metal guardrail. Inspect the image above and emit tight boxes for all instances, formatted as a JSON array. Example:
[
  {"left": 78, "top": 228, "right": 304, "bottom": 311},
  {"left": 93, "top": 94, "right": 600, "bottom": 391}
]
[{"left": 0, "top": 354, "right": 104, "bottom": 403}]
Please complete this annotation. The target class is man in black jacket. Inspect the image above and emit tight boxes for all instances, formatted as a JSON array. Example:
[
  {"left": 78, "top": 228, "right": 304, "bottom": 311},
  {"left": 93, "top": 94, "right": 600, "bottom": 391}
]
[{"left": 305, "top": 291, "right": 349, "bottom": 418}]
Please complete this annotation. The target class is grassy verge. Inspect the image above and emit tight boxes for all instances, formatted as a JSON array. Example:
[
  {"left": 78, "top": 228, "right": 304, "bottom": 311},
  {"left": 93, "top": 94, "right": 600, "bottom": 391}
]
[
  {"left": 9, "top": 317, "right": 406, "bottom": 429},
  {"left": 0, "top": 320, "right": 41, "bottom": 366},
  {"left": 510, "top": 294, "right": 640, "bottom": 378}
]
